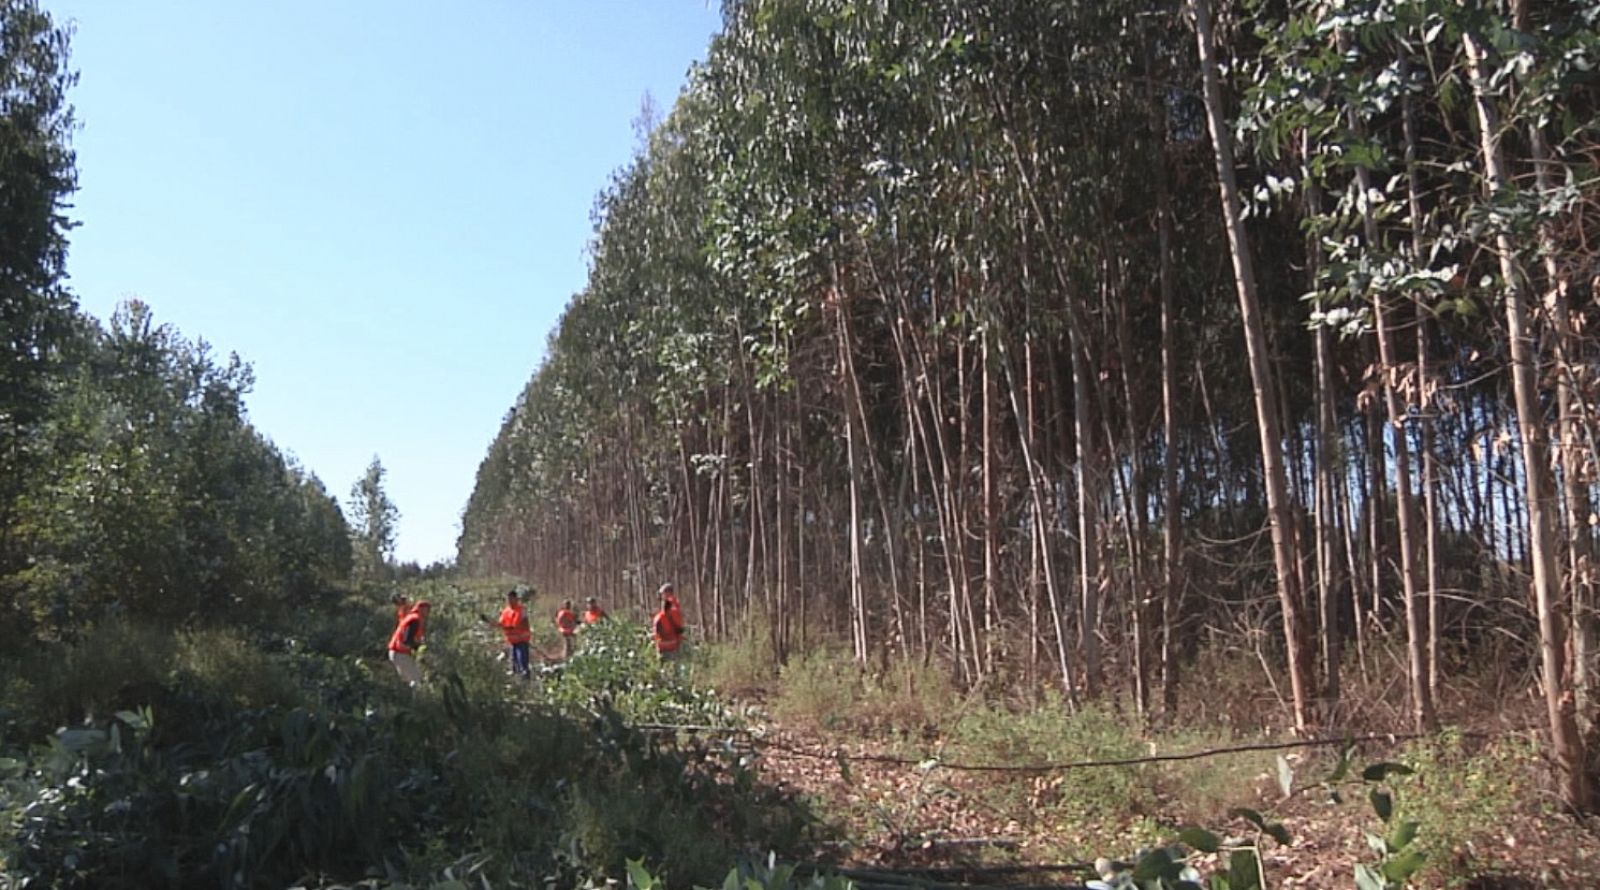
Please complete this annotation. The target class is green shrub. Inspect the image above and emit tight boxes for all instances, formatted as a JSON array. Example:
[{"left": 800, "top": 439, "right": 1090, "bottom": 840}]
[{"left": 540, "top": 618, "right": 734, "bottom": 726}]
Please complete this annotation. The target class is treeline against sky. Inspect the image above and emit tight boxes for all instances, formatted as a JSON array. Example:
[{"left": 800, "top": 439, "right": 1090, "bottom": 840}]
[
  {"left": 1, "top": 1, "right": 352, "bottom": 646},
  {"left": 459, "top": 0, "right": 1600, "bottom": 791}
]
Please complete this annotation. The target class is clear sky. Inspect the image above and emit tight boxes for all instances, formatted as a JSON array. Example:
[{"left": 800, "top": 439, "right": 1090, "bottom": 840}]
[{"left": 48, "top": 1, "right": 724, "bottom": 566}]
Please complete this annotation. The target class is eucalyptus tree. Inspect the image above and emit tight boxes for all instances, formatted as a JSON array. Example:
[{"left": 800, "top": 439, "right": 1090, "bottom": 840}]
[
  {"left": 1189, "top": 0, "right": 1315, "bottom": 730},
  {"left": 1459, "top": 0, "right": 1596, "bottom": 812},
  {"left": 349, "top": 456, "right": 399, "bottom": 583}
]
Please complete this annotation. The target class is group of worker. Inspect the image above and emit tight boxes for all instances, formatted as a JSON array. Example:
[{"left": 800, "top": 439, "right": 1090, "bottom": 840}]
[{"left": 384, "top": 583, "right": 687, "bottom": 686}]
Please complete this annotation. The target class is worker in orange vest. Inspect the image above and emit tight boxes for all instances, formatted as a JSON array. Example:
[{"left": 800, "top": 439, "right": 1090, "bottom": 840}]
[
  {"left": 388, "top": 600, "right": 431, "bottom": 686},
  {"left": 582, "top": 596, "right": 606, "bottom": 625},
  {"left": 651, "top": 594, "right": 684, "bottom": 657},
  {"left": 659, "top": 582, "right": 684, "bottom": 631},
  {"left": 555, "top": 600, "right": 579, "bottom": 658},
  {"left": 483, "top": 589, "right": 532, "bottom": 678}
]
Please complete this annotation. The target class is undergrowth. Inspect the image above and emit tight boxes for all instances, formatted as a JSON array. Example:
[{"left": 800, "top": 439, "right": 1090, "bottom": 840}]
[{"left": 0, "top": 581, "right": 818, "bottom": 889}]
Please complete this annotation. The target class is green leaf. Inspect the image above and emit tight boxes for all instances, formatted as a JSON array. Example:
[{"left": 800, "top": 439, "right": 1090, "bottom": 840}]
[
  {"left": 1179, "top": 826, "right": 1222, "bottom": 853},
  {"left": 1381, "top": 847, "right": 1427, "bottom": 882},
  {"left": 1387, "top": 820, "right": 1420, "bottom": 851},
  {"left": 1265, "top": 822, "right": 1292, "bottom": 846},
  {"left": 1230, "top": 807, "right": 1268, "bottom": 832},
  {"left": 1228, "top": 849, "right": 1262, "bottom": 890},
  {"left": 1276, "top": 754, "right": 1294, "bottom": 797},
  {"left": 1362, "top": 762, "right": 1414, "bottom": 782},
  {"left": 1370, "top": 788, "right": 1394, "bottom": 823},
  {"left": 627, "top": 857, "right": 659, "bottom": 890},
  {"left": 1132, "top": 847, "right": 1174, "bottom": 881},
  {"left": 1355, "top": 863, "right": 1387, "bottom": 890},
  {"left": 1328, "top": 744, "right": 1355, "bottom": 783},
  {"left": 835, "top": 751, "right": 853, "bottom": 785}
]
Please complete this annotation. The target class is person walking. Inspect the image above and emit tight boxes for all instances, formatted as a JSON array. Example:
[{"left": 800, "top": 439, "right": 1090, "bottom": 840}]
[
  {"left": 651, "top": 594, "right": 684, "bottom": 658},
  {"left": 484, "top": 589, "right": 531, "bottom": 678},
  {"left": 659, "top": 583, "right": 684, "bottom": 632},
  {"left": 554, "top": 600, "right": 579, "bottom": 658},
  {"left": 388, "top": 600, "right": 431, "bottom": 687},
  {"left": 582, "top": 596, "right": 607, "bottom": 625}
]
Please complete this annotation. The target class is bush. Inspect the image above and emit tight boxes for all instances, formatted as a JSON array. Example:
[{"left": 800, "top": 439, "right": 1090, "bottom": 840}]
[{"left": 0, "top": 582, "right": 820, "bottom": 889}]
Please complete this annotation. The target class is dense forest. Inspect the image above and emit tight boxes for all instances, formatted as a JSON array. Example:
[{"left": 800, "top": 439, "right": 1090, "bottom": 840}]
[{"left": 458, "top": 0, "right": 1600, "bottom": 812}]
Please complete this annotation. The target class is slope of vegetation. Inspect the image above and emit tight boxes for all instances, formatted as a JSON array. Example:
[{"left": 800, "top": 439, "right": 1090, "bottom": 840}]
[{"left": 0, "top": 578, "right": 825, "bottom": 888}]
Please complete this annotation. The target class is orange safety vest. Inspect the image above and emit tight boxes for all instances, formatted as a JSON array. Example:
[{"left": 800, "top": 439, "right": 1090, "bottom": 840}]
[
  {"left": 652, "top": 608, "right": 683, "bottom": 652},
  {"left": 498, "top": 603, "right": 531, "bottom": 645},
  {"left": 582, "top": 607, "right": 606, "bottom": 624},
  {"left": 555, "top": 608, "right": 578, "bottom": 636},
  {"left": 389, "top": 610, "right": 425, "bottom": 654}
]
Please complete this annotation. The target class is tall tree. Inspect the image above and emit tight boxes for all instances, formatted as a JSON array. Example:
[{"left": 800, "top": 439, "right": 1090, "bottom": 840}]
[
  {"left": 0, "top": 0, "right": 77, "bottom": 606},
  {"left": 349, "top": 456, "right": 399, "bottom": 583},
  {"left": 1188, "top": 0, "right": 1314, "bottom": 730}
]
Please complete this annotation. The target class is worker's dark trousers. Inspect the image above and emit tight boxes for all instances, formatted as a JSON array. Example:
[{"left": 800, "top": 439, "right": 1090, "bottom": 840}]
[{"left": 510, "top": 642, "right": 530, "bottom": 678}]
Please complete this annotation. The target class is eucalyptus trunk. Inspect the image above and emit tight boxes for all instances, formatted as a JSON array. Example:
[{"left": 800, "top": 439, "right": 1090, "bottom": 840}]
[
  {"left": 1190, "top": 0, "right": 1314, "bottom": 730},
  {"left": 1464, "top": 26, "right": 1589, "bottom": 812}
]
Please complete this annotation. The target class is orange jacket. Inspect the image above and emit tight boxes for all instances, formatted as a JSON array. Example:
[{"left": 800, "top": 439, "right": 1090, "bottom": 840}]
[
  {"left": 498, "top": 603, "right": 531, "bottom": 645},
  {"left": 582, "top": 606, "right": 606, "bottom": 624},
  {"left": 389, "top": 610, "right": 425, "bottom": 654},
  {"left": 652, "top": 607, "right": 683, "bottom": 652},
  {"left": 555, "top": 608, "right": 578, "bottom": 636},
  {"left": 664, "top": 593, "right": 684, "bottom": 630}
]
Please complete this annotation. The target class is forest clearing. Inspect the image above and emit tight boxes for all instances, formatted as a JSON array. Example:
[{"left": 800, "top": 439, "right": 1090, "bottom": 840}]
[{"left": 6, "top": 0, "right": 1600, "bottom": 887}]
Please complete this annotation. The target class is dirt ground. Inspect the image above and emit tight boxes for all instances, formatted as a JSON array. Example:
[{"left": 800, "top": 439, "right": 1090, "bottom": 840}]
[{"left": 747, "top": 724, "right": 1600, "bottom": 889}]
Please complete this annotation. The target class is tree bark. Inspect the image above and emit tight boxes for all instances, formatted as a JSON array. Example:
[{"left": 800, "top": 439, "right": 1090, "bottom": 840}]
[
  {"left": 1464, "top": 26, "right": 1589, "bottom": 811},
  {"left": 1189, "top": 0, "right": 1314, "bottom": 730}
]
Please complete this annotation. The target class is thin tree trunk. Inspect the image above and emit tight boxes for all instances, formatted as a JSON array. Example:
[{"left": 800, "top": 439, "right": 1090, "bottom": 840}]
[
  {"left": 1304, "top": 130, "right": 1343, "bottom": 707},
  {"left": 1344, "top": 74, "right": 1434, "bottom": 729},
  {"left": 1157, "top": 136, "right": 1184, "bottom": 720},
  {"left": 1400, "top": 52, "right": 1442, "bottom": 703},
  {"left": 1069, "top": 319, "right": 1103, "bottom": 698},
  {"left": 1190, "top": 0, "right": 1314, "bottom": 730},
  {"left": 1464, "top": 26, "right": 1589, "bottom": 811}
]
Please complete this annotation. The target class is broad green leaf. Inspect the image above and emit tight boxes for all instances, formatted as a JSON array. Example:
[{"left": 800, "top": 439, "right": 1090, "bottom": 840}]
[
  {"left": 1370, "top": 788, "right": 1394, "bottom": 823},
  {"left": 1228, "top": 849, "right": 1262, "bottom": 890},
  {"left": 627, "top": 857, "right": 659, "bottom": 890},
  {"left": 1362, "top": 762, "right": 1414, "bottom": 782},
  {"left": 1179, "top": 826, "right": 1222, "bottom": 853},
  {"left": 1132, "top": 847, "right": 1174, "bottom": 881},
  {"left": 1387, "top": 820, "right": 1419, "bottom": 851},
  {"left": 1355, "top": 863, "right": 1386, "bottom": 890},
  {"left": 1381, "top": 847, "right": 1426, "bottom": 882},
  {"left": 1230, "top": 807, "right": 1268, "bottom": 832}
]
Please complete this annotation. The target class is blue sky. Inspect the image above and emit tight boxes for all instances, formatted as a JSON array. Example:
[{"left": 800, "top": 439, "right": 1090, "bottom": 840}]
[{"left": 50, "top": 1, "right": 723, "bottom": 565}]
